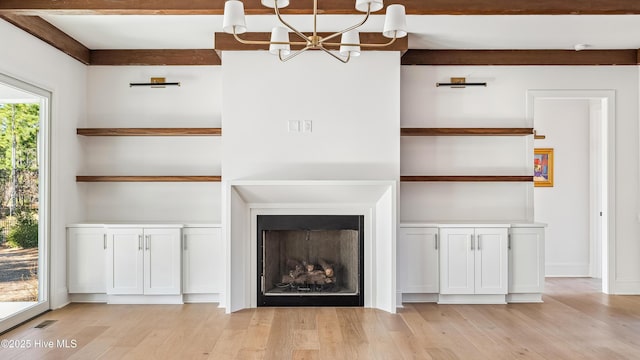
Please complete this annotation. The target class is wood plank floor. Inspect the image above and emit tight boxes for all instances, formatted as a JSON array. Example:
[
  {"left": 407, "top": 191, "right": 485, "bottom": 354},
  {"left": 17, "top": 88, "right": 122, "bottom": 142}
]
[{"left": 1, "top": 278, "right": 639, "bottom": 359}]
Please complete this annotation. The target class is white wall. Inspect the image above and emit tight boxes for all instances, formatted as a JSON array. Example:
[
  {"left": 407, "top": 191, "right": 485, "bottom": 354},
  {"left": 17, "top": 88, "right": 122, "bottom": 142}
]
[
  {"left": 533, "top": 99, "right": 591, "bottom": 276},
  {"left": 401, "top": 65, "right": 640, "bottom": 293},
  {"left": 84, "top": 66, "right": 223, "bottom": 223},
  {"left": 0, "top": 19, "right": 87, "bottom": 308},
  {"left": 221, "top": 51, "right": 400, "bottom": 181}
]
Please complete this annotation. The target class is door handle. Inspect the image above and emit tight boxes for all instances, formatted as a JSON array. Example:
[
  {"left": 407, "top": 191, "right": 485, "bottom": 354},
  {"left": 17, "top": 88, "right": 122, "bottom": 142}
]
[
  {"left": 145, "top": 235, "right": 150, "bottom": 250},
  {"left": 434, "top": 233, "right": 438, "bottom": 250},
  {"left": 477, "top": 235, "right": 481, "bottom": 250},
  {"left": 470, "top": 234, "right": 475, "bottom": 250},
  {"left": 508, "top": 234, "right": 511, "bottom": 250},
  {"left": 183, "top": 234, "right": 187, "bottom": 251},
  {"left": 103, "top": 234, "right": 107, "bottom": 249}
]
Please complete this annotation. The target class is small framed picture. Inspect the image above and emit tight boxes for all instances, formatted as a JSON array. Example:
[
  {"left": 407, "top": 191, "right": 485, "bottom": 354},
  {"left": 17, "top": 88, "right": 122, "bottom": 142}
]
[{"left": 534, "top": 148, "right": 554, "bottom": 187}]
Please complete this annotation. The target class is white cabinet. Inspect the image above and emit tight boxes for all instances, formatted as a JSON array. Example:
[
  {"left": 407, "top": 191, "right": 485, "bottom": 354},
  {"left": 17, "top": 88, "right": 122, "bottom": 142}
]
[
  {"left": 398, "top": 227, "right": 439, "bottom": 294},
  {"left": 107, "top": 227, "right": 181, "bottom": 295},
  {"left": 508, "top": 227, "right": 545, "bottom": 302},
  {"left": 67, "top": 227, "right": 107, "bottom": 293},
  {"left": 182, "top": 227, "right": 224, "bottom": 294},
  {"left": 439, "top": 227, "right": 508, "bottom": 297}
]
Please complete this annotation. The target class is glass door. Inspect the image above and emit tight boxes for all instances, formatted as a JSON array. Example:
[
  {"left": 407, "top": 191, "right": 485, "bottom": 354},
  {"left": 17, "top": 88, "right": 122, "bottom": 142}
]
[{"left": 0, "top": 74, "right": 50, "bottom": 333}]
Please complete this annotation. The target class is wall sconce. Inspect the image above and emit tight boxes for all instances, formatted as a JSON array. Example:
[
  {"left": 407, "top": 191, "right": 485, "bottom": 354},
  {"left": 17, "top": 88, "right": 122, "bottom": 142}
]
[
  {"left": 436, "top": 77, "right": 487, "bottom": 88},
  {"left": 129, "top": 77, "right": 180, "bottom": 88}
]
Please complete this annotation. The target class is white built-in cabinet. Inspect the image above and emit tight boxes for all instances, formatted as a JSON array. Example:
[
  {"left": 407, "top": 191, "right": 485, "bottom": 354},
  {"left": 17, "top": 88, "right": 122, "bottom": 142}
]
[
  {"left": 399, "top": 224, "right": 544, "bottom": 304},
  {"left": 508, "top": 226, "right": 545, "bottom": 302},
  {"left": 67, "top": 224, "right": 223, "bottom": 304},
  {"left": 439, "top": 227, "right": 508, "bottom": 302},
  {"left": 106, "top": 227, "right": 181, "bottom": 295},
  {"left": 182, "top": 227, "right": 224, "bottom": 294},
  {"left": 67, "top": 227, "right": 107, "bottom": 293},
  {"left": 397, "top": 227, "right": 439, "bottom": 295}
]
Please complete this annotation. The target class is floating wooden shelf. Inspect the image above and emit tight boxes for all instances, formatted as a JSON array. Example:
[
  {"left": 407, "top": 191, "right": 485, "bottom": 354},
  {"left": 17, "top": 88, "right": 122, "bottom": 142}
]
[
  {"left": 76, "top": 176, "right": 221, "bottom": 182},
  {"left": 401, "top": 176, "right": 533, "bottom": 182},
  {"left": 401, "top": 128, "right": 534, "bottom": 136},
  {"left": 77, "top": 128, "right": 222, "bottom": 136}
]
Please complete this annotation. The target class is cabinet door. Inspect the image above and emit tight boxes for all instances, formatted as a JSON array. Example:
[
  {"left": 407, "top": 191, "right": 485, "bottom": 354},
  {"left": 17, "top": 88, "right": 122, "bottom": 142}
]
[
  {"left": 183, "top": 227, "right": 224, "bottom": 294},
  {"left": 398, "top": 228, "right": 439, "bottom": 293},
  {"left": 144, "top": 228, "right": 181, "bottom": 295},
  {"left": 439, "top": 228, "right": 475, "bottom": 294},
  {"left": 509, "top": 228, "right": 545, "bottom": 293},
  {"left": 68, "top": 227, "right": 107, "bottom": 293},
  {"left": 474, "top": 228, "right": 508, "bottom": 295},
  {"left": 107, "top": 228, "right": 144, "bottom": 295}
]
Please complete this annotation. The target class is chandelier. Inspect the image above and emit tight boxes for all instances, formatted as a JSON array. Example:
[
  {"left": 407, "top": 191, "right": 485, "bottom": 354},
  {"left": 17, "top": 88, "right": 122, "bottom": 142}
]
[{"left": 222, "top": 0, "right": 408, "bottom": 63}]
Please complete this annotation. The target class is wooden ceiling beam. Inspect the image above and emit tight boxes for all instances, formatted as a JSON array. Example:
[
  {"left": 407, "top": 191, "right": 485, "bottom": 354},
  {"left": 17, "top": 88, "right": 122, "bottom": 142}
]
[
  {"left": 401, "top": 50, "right": 640, "bottom": 66},
  {"left": 90, "top": 49, "right": 221, "bottom": 66},
  {"left": 215, "top": 32, "right": 408, "bottom": 52},
  {"left": 2, "top": 0, "right": 640, "bottom": 15},
  {"left": 0, "top": 14, "right": 90, "bottom": 64}
]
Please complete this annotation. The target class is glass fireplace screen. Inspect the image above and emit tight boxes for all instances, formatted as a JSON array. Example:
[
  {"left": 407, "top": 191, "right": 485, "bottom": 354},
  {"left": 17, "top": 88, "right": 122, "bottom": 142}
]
[{"left": 262, "top": 229, "right": 360, "bottom": 296}]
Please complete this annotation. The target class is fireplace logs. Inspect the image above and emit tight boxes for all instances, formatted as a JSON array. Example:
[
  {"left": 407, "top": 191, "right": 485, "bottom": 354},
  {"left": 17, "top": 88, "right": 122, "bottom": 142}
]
[{"left": 281, "top": 258, "right": 336, "bottom": 286}]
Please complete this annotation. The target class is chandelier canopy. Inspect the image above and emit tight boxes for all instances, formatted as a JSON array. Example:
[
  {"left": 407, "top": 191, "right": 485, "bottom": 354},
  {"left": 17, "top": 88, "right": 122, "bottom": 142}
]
[{"left": 222, "top": 0, "right": 408, "bottom": 63}]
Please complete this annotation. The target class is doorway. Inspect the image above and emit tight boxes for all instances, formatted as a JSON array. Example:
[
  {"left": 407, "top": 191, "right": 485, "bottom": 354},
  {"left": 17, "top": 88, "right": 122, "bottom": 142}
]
[
  {"left": 0, "top": 74, "right": 50, "bottom": 333},
  {"left": 527, "top": 90, "right": 614, "bottom": 294}
]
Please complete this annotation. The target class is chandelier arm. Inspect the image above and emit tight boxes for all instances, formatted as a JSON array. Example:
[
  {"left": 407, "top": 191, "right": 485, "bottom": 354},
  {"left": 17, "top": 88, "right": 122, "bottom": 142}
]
[
  {"left": 319, "top": 46, "right": 351, "bottom": 64},
  {"left": 278, "top": 46, "right": 312, "bottom": 62},
  {"left": 232, "top": 29, "right": 307, "bottom": 46},
  {"left": 319, "top": 3, "right": 371, "bottom": 44},
  {"left": 274, "top": 1, "right": 310, "bottom": 43},
  {"left": 323, "top": 33, "right": 398, "bottom": 48}
]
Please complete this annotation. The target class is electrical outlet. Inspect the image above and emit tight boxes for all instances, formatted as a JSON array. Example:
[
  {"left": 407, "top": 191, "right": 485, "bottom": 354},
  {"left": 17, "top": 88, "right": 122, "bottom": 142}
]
[
  {"left": 288, "top": 120, "right": 300, "bottom": 132},
  {"left": 302, "top": 120, "right": 312, "bottom": 133}
]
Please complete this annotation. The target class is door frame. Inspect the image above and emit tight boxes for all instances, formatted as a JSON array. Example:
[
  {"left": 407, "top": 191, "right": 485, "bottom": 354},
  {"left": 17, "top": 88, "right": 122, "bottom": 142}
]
[
  {"left": 0, "top": 73, "right": 51, "bottom": 333},
  {"left": 526, "top": 89, "right": 616, "bottom": 294}
]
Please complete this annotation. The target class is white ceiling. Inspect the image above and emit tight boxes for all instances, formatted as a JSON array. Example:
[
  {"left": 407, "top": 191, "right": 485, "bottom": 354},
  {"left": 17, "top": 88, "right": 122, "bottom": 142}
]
[{"left": 41, "top": 14, "right": 640, "bottom": 50}]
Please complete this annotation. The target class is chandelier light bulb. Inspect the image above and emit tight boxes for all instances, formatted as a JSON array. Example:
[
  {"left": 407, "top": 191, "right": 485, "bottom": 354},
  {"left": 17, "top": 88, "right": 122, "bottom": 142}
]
[
  {"left": 222, "top": 0, "right": 247, "bottom": 34},
  {"left": 261, "top": 0, "right": 290, "bottom": 9},
  {"left": 383, "top": 4, "right": 408, "bottom": 38},
  {"left": 355, "top": 0, "right": 384, "bottom": 13},
  {"left": 340, "top": 30, "right": 362, "bottom": 57},
  {"left": 269, "top": 27, "right": 291, "bottom": 56}
]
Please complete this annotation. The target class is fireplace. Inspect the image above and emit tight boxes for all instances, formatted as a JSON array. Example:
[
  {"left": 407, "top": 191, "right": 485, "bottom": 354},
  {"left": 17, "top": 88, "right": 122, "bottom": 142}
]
[{"left": 257, "top": 215, "right": 364, "bottom": 307}]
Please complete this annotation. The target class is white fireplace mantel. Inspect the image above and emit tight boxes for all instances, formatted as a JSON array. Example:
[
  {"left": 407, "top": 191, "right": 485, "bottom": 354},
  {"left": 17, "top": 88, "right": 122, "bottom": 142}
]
[{"left": 223, "top": 180, "right": 398, "bottom": 313}]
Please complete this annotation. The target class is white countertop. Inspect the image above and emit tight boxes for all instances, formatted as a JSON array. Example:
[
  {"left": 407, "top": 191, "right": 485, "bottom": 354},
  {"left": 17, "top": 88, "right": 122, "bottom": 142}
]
[
  {"left": 400, "top": 221, "right": 547, "bottom": 228},
  {"left": 67, "top": 223, "right": 221, "bottom": 228}
]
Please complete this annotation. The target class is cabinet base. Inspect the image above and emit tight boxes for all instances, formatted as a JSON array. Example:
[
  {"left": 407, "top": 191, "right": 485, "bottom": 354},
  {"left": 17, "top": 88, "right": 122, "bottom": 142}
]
[
  {"left": 107, "top": 295, "right": 184, "bottom": 304},
  {"left": 438, "top": 294, "right": 506, "bottom": 304},
  {"left": 506, "top": 293, "right": 543, "bottom": 303}
]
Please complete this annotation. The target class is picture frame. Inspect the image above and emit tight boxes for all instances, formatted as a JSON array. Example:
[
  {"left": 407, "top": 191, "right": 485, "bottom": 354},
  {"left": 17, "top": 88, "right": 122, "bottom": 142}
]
[{"left": 534, "top": 148, "right": 554, "bottom": 187}]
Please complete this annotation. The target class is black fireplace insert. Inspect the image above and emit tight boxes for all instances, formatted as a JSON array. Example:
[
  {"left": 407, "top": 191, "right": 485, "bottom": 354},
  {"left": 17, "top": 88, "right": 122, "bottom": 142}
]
[{"left": 257, "top": 215, "right": 364, "bottom": 307}]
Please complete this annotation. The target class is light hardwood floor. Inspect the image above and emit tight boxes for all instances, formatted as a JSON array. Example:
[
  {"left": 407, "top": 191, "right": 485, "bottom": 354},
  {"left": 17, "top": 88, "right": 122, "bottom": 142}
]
[{"left": 1, "top": 278, "right": 639, "bottom": 359}]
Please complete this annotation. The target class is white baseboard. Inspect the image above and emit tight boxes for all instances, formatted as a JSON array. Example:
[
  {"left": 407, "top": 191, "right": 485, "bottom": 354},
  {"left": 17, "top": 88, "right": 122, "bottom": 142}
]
[
  {"left": 438, "top": 294, "right": 506, "bottom": 305},
  {"left": 506, "top": 293, "right": 543, "bottom": 303},
  {"left": 546, "top": 263, "right": 590, "bottom": 277},
  {"left": 107, "top": 295, "right": 183, "bottom": 304},
  {"left": 183, "top": 293, "right": 221, "bottom": 303},
  {"left": 613, "top": 280, "right": 640, "bottom": 294},
  {"left": 69, "top": 293, "right": 108, "bottom": 303},
  {"left": 402, "top": 293, "right": 438, "bottom": 303}
]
